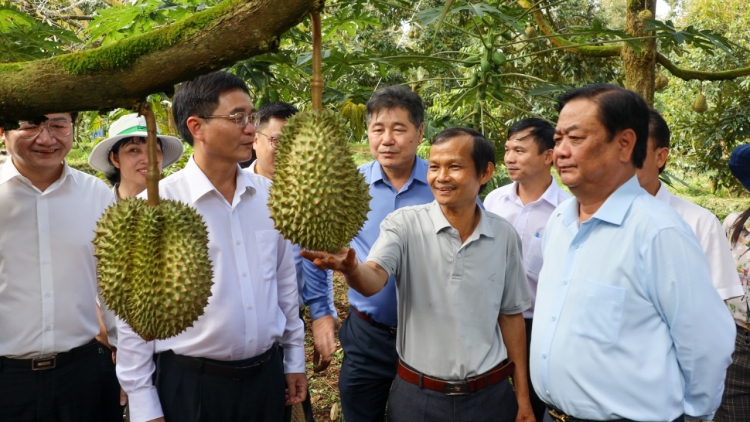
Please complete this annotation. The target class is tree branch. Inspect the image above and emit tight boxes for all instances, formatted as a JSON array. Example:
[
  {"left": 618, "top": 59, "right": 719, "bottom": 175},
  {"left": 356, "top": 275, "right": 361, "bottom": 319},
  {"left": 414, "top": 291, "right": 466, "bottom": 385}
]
[
  {"left": 657, "top": 53, "right": 750, "bottom": 81},
  {"left": 528, "top": 5, "right": 621, "bottom": 57},
  {"left": 0, "top": 0, "right": 322, "bottom": 124}
]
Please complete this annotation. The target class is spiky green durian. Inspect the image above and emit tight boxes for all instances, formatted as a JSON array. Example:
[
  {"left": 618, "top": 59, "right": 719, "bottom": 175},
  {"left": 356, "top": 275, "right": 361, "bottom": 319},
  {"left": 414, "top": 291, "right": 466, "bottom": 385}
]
[
  {"left": 94, "top": 198, "right": 213, "bottom": 341},
  {"left": 269, "top": 110, "right": 371, "bottom": 253}
]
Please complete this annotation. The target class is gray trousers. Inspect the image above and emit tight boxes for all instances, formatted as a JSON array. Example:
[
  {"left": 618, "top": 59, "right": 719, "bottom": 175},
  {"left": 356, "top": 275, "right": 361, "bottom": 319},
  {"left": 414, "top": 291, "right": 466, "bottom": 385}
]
[{"left": 386, "top": 374, "right": 518, "bottom": 422}]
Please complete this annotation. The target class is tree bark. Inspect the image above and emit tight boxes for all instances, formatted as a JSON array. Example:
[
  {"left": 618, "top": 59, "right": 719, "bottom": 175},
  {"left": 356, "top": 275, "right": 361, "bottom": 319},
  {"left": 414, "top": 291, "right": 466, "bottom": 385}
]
[
  {"left": 0, "top": 0, "right": 322, "bottom": 125},
  {"left": 622, "top": 0, "right": 657, "bottom": 105}
]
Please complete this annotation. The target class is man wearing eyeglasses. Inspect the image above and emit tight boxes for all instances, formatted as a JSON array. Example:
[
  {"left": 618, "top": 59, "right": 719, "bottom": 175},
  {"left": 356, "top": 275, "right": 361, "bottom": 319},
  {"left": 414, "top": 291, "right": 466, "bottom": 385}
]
[
  {"left": 0, "top": 112, "right": 117, "bottom": 421},
  {"left": 115, "top": 72, "right": 306, "bottom": 422}
]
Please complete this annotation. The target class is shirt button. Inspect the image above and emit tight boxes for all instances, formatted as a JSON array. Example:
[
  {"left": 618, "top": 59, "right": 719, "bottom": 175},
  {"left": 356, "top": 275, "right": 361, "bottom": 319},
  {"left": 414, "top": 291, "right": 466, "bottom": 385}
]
[
  {"left": 248, "top": 338, "right": 254, "bottom": 343},
  {"left": 457, "top": 253, "right": 462, "bottom": 257},
  {"left": 45, "top": 292, "right": 51, "bottom": 298},
  {"left": 236, "top": 240, "right": 241, "bottom": 245},
  {"left": 247, "top": 305, "right": 253, "bottom": 310},
  {"left": 242, "top": 272, "right": 247, "bottom": 277},
  {"left": 542, "top": 353, "right": 547, "bottom": 359},
  {"left": 551, "top": 316, "right": 556, "bottom": 322},
  {"left": 40, "top": 226, "right": 48, "bottom": 232},
  {"left": 563, "top": 280, "right": 568, "bottom": 285},
  {"left": 42, "top": 259, "right": 49, "bottom": 265},
  {"left": 573, "top": 244, "right": 580, "bottom": 249},
  {"left": 396, "top": 194, "right": 401, "bottom": 198},
  {"left": 45, "top": 325, "right": 51, "bottom": 331},
  {"left": 546, "top": 390, "right": 550, "bottom": 395}
]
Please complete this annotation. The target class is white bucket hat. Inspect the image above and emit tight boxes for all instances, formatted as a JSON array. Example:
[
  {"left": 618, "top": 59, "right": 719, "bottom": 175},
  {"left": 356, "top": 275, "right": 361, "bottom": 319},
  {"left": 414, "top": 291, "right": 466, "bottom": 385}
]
[{"left": 88, "top": 113, "right": 184, "bottom": 176}]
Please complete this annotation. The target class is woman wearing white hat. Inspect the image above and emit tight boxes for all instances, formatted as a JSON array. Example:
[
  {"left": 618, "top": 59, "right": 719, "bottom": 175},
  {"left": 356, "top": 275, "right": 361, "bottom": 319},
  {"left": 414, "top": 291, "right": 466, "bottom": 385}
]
[{"left": 89, "top": 112, "right": 184, "bottom": 201}]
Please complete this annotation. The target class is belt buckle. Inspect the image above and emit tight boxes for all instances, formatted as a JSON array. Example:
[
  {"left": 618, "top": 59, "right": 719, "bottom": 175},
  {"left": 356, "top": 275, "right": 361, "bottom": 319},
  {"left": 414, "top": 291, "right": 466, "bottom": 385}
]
[
  {"left": 31, "top": 355, "right": 57, "bottom": 371},
  {"left": 444, "top": 380, "right": 470, "bottom": 396},
  {"left": 548, "top": 409, "right": 569, "bottom": 422}
]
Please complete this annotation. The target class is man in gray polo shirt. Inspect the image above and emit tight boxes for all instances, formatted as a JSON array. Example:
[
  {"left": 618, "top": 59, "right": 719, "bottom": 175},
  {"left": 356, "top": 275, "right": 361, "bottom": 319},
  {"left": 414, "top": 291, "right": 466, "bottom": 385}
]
[{"left": 303, "top": 127, "right": 534, "bottom": 422}]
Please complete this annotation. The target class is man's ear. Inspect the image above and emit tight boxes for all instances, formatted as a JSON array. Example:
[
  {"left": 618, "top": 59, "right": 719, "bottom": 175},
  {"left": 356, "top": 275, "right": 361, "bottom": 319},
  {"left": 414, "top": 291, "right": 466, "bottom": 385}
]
[
  {"left": 656, "top": 147, "right": 669, "bottom": 170},
  {"left": 480, "top": 161, "right": 495, "bottom": 185},
  {"left": 186, "top": 116, "right": 203, "bottom": 144},
  {"left": 542, "top": 148, "right": 553, "bottom": 166},
  {"left": 417, "top": 123, "right": 425, "bottom": 142},
  {"left": 617, "top": 128, "right": 637, "bottom": 164}
]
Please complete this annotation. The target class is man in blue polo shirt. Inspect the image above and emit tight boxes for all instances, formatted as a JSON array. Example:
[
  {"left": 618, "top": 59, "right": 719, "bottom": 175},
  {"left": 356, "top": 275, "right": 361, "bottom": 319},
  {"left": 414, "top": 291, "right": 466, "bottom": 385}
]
[{"left": 338, "top": 85, "right": 434, "bottom": 422}]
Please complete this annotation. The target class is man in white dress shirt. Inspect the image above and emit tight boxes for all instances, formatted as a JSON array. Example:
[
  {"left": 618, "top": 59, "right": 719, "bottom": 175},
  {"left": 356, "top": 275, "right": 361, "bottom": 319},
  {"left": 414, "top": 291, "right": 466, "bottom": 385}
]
[
  {"left": 115, "top": 72, "right": 306, "bottom": 422},
  {"left": 483, "top": 118, "right": 570, "bottom": 421},
  {"left": 0, "top": 112, "right": 116, "bottom": 421},
  {"left": 636, "top": 109, "right": 743, "bottom": 300}
]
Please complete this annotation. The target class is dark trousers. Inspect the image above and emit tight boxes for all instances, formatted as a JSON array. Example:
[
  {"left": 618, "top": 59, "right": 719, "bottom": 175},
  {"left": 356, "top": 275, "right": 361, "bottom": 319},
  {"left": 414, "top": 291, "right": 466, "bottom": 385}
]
[
  {"left": 386, "top": 375, "right": 518, "bottom": 422},
  {"left": 716, "top": 324, "right": 750, "bottom": 422},
  {"left": 525, "top": 318, "right": 546, "bottom": 421},
  {"left": 339, "top": 310, "right": 398, "bottom": 422},
  {"left": 155, "top": 347, "right": 287, "bottom": 422},
  {"left": 283, "top": 310, "right": 315, "bottom": 422},
  {"left": 0, "top": 340, "right": 107, "bottom": 422},
  {"left": 100, "top": 348, "right": 125, "bottom": 422}
]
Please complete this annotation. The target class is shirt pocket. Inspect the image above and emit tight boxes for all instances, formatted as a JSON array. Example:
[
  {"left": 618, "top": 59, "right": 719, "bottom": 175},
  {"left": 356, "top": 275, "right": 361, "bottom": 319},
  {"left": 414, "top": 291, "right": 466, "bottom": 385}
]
[
  {"left": 571, "top": 280, "right": 626, "bottom": 345},
  {"left": 525, "top": 236, "right": 544, "bottom": 276},
  {"left": 255, "top": 230, "right": 279, "bottom": 282}
]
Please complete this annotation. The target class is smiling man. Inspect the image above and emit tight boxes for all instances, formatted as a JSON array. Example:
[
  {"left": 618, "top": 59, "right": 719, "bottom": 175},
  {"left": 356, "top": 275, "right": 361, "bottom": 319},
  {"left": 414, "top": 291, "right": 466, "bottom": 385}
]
[
  {"left": 303, "top": 127, "right": 534, "bottom": 422},
  {"left": 0, "top": 113, "right": 116, "bottom": 421},
  {"left": 332, "top": 85, "right": 435, "bottom": 422},
  {"left": 531, "top": 83, "right": 735, "bottom": 422},
  {"left": 115, "top": 72, "right": 305, "bottom": 422},
  {"left": 484, "top": 118, "right": 570, "bottom": 421}
]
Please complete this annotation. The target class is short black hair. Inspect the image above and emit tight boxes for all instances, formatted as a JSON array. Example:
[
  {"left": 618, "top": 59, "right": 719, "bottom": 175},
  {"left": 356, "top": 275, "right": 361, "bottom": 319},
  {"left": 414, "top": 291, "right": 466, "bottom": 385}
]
[
  {"left": 256, "top": 102, "right": 298, "bottom": 128},
  {"left": 508, "top": 118, "right": 555, "bottom": 153},
  {"left": 106, "top": 136, "right": 163, "bottom": 185},
  {"left": 649, "top": 109, "right": 670, "bottom": 174},
  {"left": 172, "top": 71, "right": 250, "bottom": 145},
  {"left": 557, "top": 83, "right": 649, "bottom": 169},
  {"left": 366, "top": 85, "right": 424, "bottom": 129},
  {"left": 431, "top": 126, "right": 496, "bottom": 193}
]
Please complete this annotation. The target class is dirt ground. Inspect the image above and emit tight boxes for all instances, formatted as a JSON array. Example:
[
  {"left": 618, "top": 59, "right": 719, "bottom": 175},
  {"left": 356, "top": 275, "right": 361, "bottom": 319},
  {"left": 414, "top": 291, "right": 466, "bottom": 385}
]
[{"left": 302, "top": 273, "right": 349, "bottom": 422}]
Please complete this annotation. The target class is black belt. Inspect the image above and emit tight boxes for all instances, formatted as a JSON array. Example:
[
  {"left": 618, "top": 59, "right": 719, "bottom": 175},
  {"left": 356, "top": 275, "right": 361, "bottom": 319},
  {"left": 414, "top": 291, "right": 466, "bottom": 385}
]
[
  {"left": 0, "top": 339, "right": 100, "bottom": 371},
  {"left": 160, "top": 343, "right": 278, "bottom": 380},
  {"left": 547, "top": 406, "right": 684, "bottom": 422},
  {"left": 351, "top": 306, "right": 397, "bottom": 336}
]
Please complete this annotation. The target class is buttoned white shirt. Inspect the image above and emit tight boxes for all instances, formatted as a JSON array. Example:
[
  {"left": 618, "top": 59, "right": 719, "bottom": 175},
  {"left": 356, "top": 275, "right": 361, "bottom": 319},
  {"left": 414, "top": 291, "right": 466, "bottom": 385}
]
[
  {"left": 483, "top": 179, "right": 570, "bottom": 318},
  {"left": 0, "top": 159, "right": 114, "bottom": 358},
  {"left": 655, "top": 183, "right": 743, "bottom": 300},
  {"left": 117, "top": 157, "right": 304, "bottom": 422}
]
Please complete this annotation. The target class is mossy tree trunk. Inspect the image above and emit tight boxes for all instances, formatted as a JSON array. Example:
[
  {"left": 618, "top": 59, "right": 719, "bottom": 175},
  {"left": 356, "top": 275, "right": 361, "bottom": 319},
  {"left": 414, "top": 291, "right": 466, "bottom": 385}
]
[
  {"left": 0, "top": 0, "right": 322, "bottom": 124},
  {"left": 622, "top": 0, "right": 657, "bottom": 106}
]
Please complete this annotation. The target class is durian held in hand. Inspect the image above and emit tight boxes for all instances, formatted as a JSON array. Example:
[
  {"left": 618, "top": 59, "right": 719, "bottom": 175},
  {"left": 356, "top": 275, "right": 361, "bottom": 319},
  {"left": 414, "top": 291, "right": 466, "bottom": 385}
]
[
  {"left": 94, "top": 106, "right": 214, "bottom": 342},
  {"left": 269, "top": 109, "right": 371, "bottom": 253}
]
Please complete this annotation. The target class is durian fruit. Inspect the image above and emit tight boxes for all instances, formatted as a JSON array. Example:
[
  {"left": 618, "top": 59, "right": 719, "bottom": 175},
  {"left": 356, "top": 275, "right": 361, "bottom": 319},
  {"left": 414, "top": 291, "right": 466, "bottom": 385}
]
[
  {"left": 638, "top": 9, "right": 654, "bottom": 21},
  {"left": 654, "top": 74, "right": 669, "bottom": 91},
  {"left": 269, "top": 110, "right": 371, "bottom": 253},
  {"left": 692, "top": 93, "right": 708, "bottom": 113},
  {"left": 94, "top": 195, "right": 214, "bottom": 341}
]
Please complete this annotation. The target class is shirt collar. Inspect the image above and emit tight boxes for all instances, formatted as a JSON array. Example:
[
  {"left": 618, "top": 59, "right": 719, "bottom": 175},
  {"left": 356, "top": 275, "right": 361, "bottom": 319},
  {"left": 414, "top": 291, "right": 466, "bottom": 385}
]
[
  {"left": 428, "top": 200, "right": 495, "bottom": 239},
  {"left": 184, "top": 156, "right": 256, "bottom": 204},
  {"left": 654, "top": 182, "right": 672, "bottom": 205},
  {"left": 590, "top": 175, "right": 644, "bottom": 226},
  {"left": 0, "top": 158, "right": 76, "bottom": 189},
  {"left": 507, "top": 177, "right": 565, "bottom": 207},
  {"left": 372, "top": 156, "right": 428, "bottom": 186}
]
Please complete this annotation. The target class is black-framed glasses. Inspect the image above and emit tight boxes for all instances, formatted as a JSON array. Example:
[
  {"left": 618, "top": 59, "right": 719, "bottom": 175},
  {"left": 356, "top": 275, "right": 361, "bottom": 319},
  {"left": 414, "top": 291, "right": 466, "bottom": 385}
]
[
  {"left": 256, "top": 132, "right": 280, "bottom": 148},
  {"left": 200, "top": 111, "right": 257, "bottom": 127},
  {"left": 16, "top": 119, "right": 73, "bottom": 140}
]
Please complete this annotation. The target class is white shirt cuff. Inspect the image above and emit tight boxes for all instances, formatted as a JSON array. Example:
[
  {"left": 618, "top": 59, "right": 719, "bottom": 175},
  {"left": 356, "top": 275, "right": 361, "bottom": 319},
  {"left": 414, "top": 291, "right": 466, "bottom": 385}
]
[
  {"left": 128, "top": 387, "right": 164, "bottom": 422},
  {"left": 282, "top": 345, "right": 306, "bottom": 373}
]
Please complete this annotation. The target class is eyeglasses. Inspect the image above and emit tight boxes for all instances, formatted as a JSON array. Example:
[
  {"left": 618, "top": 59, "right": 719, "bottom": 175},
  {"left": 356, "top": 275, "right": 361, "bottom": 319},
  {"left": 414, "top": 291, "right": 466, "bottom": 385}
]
[
  {"left": 256, "top": 132, "right": 280, "bottom": 148},
  {"left": 16, "top": 119, "right": 73, "bottom": 140},
  {"left": 200, "top": 111, "right": 257, "bottom": 127}
]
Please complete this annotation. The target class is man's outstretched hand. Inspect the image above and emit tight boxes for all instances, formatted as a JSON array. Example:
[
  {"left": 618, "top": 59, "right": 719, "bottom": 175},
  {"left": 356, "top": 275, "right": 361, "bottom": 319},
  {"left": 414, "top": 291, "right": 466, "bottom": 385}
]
[{"left": 301, "top": 248, "right": 358, "bottom": 274}]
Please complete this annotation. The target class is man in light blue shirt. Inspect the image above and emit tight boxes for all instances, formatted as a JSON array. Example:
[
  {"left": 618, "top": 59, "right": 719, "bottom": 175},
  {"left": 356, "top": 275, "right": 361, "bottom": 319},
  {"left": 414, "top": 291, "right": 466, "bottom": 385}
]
[
  {"left": 531, "top": 84, "right": 735, "bottom": 422},
  {"left": 339, "top": 86, "right": 435, "bottom": 422}
]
